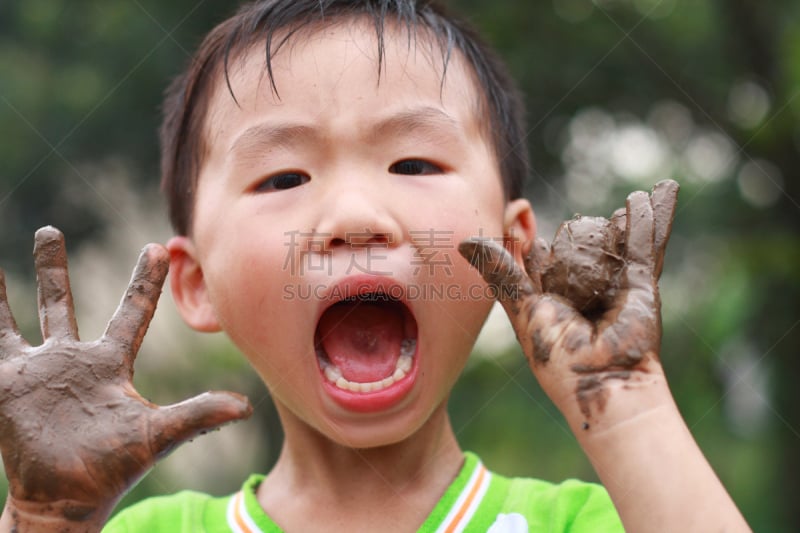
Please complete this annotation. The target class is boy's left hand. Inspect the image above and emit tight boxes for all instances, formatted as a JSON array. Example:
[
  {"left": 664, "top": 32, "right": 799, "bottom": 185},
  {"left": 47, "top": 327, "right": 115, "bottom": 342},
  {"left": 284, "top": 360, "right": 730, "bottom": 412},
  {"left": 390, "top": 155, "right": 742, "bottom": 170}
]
[{"left": 459, "top": 180, "right": 679, "bottom": 427}]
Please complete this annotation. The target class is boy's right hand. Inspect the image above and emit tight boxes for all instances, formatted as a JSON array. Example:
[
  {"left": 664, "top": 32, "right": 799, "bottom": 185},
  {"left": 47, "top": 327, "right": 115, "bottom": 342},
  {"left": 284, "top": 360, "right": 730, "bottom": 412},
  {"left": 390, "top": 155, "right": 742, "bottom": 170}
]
[{"left": 0, "top": 227, "right": 252, "bottom": 532}]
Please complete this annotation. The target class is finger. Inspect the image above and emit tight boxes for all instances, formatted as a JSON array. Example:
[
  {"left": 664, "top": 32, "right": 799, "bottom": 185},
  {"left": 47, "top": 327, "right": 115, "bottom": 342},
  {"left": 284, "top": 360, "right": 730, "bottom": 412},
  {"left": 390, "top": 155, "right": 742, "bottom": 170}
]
[
  {"left": 623, "top": 191, "right": 655, "bottom": 278},
  {"left": 523, "top": 237, "right": 550, "bottom": 293},
  {"left": 34, "top": 226, "right": 78, "bottom": 340},
  {"left": 0, "top": 269, "right": 27, "bottom": 354},
  {"left": 610, "top": 207, "right": 626, "bottom": 234},
  {"left": 458, "top": 238, "right": 536, "bottom": 308},
  {"left": 149, "top": 391, "right": 253, "bottom": 460},
  {"left": 650, "top": 179, "right": 679, "bottom": 279},
  {"left": 104, "top": 244, "right": 169, "bottom": 363},
  {"left": 599, "top": 286, "right": 661, "bottom": 366}
]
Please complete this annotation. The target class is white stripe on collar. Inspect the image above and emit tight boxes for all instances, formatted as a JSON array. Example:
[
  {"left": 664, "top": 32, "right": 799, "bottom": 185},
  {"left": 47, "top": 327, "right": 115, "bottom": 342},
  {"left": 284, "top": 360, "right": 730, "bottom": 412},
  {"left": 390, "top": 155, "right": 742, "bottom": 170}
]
[
  {"left": 227, "top": 490, "right": 266, "bottom": 533},
  {"left": 435, "top": 461, "right": 492, "bottom": 533}
]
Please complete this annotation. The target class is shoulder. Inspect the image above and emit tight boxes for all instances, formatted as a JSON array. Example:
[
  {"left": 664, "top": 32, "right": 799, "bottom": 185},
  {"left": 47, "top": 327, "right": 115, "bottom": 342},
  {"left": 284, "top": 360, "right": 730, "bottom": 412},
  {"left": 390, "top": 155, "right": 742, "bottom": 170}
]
[
  {"left": 461, "top": 453, "right": 622, "bottom": 533},
  {"left": 103, "top": 475, "right": 265, "bottom": 533},
  {"left": 489, "top": 472, "right": 624, "bottom": 532}
]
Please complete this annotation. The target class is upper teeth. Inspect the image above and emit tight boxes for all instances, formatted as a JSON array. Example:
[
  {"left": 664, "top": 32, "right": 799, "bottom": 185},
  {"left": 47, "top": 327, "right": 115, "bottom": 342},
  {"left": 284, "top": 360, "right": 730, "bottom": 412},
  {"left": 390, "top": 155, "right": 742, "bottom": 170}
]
[{"left": 320, "top": 339, "right": 416, "bottom": 393}]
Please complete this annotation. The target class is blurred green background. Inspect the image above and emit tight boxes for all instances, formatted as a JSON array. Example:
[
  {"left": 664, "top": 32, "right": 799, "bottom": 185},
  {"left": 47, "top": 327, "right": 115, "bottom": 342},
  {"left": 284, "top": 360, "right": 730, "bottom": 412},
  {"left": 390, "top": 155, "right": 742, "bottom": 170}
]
[{"left": 1, "top": 0, "right": 799, "bottom": 530}]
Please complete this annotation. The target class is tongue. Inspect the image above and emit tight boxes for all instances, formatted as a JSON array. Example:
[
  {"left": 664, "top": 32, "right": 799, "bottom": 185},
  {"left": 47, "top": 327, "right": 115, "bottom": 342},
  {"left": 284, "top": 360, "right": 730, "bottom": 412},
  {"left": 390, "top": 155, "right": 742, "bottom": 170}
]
[{"left": 318, "top": 301, "right": 404, "bottom": 383}]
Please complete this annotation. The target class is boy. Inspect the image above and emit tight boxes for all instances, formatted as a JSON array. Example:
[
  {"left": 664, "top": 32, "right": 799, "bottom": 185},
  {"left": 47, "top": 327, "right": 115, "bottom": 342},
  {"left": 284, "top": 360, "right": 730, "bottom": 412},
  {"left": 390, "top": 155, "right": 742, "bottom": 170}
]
[{"left": 0, "top": 0, "right": 749, "bottom": 531}]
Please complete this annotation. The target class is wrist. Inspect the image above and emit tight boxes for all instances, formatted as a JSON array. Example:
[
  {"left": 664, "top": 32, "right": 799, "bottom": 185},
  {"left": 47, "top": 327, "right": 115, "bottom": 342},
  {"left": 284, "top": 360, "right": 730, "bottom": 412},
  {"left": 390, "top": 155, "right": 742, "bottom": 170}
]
[
  {"left": 2, "top": 496, "right": 110, "bottom": 533},
  {"left": 556, "top": 373, "right": 751, "bottom": 532},
  {"left": 553, "top": 368, "right": 676, "bottom": 436}
]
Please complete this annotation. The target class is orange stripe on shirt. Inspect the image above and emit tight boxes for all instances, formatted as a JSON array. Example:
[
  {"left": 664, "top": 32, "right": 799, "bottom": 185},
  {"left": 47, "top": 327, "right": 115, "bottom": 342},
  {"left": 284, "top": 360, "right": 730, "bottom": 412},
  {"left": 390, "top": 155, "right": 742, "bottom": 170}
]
[
  {"left": 233, "top": 492, "right": 256, "bottom": 533},
  {"left": 442, "top": 465, "right": 487, "bottom": 533}
]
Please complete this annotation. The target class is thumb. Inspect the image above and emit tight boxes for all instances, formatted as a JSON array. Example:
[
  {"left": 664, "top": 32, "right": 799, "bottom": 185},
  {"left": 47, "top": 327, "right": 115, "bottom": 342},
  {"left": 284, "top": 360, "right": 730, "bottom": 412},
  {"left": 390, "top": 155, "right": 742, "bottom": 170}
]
[
  {"left": 149, "top": 391, "right": 252, "bottom": 460},
  {"left": 458, "top": 237, "right": 536, "bottom": 315}
]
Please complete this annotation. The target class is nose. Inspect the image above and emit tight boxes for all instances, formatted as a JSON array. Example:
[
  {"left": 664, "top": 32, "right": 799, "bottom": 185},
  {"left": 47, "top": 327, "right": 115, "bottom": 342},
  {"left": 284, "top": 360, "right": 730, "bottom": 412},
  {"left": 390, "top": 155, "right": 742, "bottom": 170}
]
[{"left": 312, "top": 184, "right": 404, "bottom": 250}]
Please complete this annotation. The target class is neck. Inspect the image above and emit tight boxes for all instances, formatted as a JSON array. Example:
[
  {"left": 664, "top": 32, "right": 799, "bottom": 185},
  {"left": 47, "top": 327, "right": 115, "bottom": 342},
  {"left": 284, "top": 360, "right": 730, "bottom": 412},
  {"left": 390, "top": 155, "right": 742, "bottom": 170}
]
[{"left": 257, "top": 402, "right": 463, "bottom": 530}]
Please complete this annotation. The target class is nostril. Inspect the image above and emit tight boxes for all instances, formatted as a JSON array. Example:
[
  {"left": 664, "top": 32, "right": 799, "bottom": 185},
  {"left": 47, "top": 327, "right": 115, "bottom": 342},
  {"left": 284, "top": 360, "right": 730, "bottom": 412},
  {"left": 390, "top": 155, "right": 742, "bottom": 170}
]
[
  {"left": 351, "top": 235, "right": 391, "bottom": 246},
  {"left": 330, "top": 237, "right": 347, "bottom": 247},
  {"left": 366, "top": 234, "right": 390, "bottom": 245},
  {"left": 341, "top": 230, "right": 394, "bottom": 247}
]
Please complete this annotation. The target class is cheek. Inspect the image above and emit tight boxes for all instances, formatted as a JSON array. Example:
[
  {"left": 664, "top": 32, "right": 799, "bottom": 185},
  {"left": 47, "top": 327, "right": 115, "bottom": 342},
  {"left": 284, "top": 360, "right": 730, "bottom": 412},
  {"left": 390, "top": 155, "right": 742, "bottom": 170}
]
[
  {"left": 201, "top": 237, "right": 296, "bottom": 346},
  {"left": 419, "top": 295, "right": 493, "bottom": 406},
  {"left": 413, "top": 191, "right": 504, "bottom": 239},
  {"left": 435, "top": 177, "right": 505, "bottom": 236},
  {"left": 206, "top": 263, "right": 319, "bottom": 394}
]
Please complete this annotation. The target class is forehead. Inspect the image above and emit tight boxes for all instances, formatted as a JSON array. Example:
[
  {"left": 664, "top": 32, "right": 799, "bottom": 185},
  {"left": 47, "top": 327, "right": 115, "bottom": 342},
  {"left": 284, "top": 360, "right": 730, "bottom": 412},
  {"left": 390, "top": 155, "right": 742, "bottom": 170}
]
[{"left": 202, "top": 19, "right": 487, "bottom": 150}]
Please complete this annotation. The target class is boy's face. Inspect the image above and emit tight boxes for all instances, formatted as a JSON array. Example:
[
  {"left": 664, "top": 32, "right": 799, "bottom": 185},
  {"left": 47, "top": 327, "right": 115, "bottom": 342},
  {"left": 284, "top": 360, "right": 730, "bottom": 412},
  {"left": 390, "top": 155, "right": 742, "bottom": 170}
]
[{"left": 168, "top": 21, "right": 534, "bottom": 448}]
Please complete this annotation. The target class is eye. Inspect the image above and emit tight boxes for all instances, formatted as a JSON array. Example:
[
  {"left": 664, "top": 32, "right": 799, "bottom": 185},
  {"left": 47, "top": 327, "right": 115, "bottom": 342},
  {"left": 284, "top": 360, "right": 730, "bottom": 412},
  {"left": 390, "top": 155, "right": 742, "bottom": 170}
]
[
  {"left": 253, "top": 172, "right": 310, "bottom": 192},
  {"left": 389, "top": 159, "right": 444, "bottom": 176}
]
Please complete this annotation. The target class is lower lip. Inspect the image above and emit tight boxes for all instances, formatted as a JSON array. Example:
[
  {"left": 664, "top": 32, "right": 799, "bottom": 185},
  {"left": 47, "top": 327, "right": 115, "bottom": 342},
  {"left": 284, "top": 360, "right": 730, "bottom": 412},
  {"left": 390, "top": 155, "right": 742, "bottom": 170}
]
[{"left": 320, "top": 353, "right": 419, "bottom": 413}]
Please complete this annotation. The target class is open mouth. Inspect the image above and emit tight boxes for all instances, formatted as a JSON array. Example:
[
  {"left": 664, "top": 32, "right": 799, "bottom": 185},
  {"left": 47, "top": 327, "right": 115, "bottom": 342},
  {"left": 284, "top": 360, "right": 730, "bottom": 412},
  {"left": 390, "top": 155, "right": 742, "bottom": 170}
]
[{"left": 315, "top": 292, "right": 418, "bottom": 396}]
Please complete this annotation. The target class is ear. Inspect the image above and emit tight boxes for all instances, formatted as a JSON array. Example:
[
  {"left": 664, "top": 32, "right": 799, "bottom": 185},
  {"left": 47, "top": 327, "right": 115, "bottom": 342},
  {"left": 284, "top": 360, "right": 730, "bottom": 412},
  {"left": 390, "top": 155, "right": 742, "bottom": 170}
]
[
  {"left": 166, "top": 236, "right": 222, "bottom": 332},
  {"left": 503, "top": 198, "right": 536, "bottom": 268}
]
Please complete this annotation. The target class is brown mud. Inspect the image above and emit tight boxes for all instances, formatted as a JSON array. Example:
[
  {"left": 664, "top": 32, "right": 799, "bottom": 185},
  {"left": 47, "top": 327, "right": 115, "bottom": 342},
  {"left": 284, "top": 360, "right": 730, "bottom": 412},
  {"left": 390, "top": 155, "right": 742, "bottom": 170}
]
[
  {"left": 539, "top": 216, "right": 624, "bottom": 317},
  {"left": 575, "top": 371, "right": 633, "bottom": 421},
  {"left": 0, "top": 227, "right": 252, "bottom": 528},
  {"left": 459, "top": 180, "right": 680, "bottom": 425}
]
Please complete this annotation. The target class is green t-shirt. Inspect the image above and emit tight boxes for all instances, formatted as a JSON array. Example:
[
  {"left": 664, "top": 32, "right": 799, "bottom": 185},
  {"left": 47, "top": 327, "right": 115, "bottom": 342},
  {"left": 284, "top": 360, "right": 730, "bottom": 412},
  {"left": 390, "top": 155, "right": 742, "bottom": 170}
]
[{"left": 104, "top": 453, "right": 623, "bottom": 532}]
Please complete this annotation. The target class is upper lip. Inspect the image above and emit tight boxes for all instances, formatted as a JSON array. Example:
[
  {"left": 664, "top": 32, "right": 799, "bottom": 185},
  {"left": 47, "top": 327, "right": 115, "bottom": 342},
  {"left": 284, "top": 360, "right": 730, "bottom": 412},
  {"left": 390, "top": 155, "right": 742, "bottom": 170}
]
[
  {"left": 318, "top": 274, "right": 409, "bottom": 306},
  {"left": 314, "top": 274, "right": 417, "bottom": 334}
]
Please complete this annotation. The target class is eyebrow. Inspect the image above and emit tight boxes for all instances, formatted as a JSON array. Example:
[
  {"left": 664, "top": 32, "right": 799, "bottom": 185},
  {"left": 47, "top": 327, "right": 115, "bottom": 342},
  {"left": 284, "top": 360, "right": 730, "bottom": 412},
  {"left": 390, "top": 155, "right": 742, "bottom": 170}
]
[
  {"left": 229, "top": 123, "right": 318, "bottom": 156},
  {"left": 369, "top": 107, "right": 462, "bottom": 141},
  {"left": 228, "top": 106, "right": 463, "bottom": 157}
]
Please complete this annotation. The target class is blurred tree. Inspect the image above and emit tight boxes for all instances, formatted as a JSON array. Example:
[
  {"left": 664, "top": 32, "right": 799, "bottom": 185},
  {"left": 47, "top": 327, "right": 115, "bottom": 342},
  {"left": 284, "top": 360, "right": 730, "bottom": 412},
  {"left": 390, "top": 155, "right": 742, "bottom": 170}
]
[{"left": 0, "top": 0, "right": 798, "bottom": 530}]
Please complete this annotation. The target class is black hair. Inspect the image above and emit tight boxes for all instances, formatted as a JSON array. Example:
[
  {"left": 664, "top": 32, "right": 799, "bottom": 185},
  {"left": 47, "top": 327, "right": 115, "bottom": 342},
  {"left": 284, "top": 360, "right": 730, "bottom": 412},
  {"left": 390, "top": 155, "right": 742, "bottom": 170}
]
[{"left": 161, "top": 0, "right": 529, "bottom": 235}]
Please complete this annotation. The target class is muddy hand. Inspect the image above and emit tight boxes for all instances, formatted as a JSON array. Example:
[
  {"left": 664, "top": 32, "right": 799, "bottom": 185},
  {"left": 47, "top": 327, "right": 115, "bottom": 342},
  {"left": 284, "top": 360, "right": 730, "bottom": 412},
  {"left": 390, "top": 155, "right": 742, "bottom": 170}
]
[
  {"left": 459, "top": 180, "right": 679, "bottom": 423},
  {"left": 0, "top": 227, "right": 252, "bottom": 525}
]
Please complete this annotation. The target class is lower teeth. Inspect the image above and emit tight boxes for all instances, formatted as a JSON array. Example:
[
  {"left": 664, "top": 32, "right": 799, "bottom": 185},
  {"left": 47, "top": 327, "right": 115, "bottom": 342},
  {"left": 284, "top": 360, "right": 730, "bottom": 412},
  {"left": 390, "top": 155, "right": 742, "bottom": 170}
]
[{"left": 320, "top": 339, "right": 416, "bottom": 393}]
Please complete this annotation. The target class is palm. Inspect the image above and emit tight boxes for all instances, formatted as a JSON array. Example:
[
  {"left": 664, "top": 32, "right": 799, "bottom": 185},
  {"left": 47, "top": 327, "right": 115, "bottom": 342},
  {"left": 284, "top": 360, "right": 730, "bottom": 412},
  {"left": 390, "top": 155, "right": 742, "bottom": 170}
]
[
  {"left": 0, "top": 227, "right": 251, "bottom": 518},
  {"left": 459, "top": 180, "right": 678, "bottom": 421}
]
